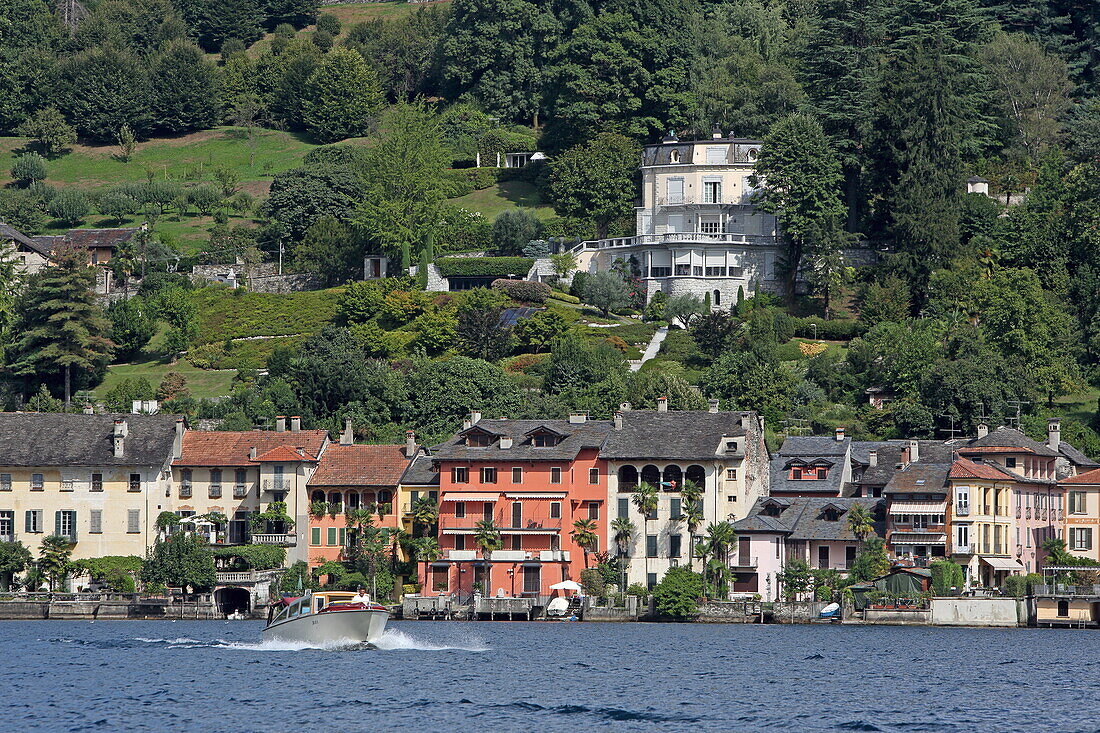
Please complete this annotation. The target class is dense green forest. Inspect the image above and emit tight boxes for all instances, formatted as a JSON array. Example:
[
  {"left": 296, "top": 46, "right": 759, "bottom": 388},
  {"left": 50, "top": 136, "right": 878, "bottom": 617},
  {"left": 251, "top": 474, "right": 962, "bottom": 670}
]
[{"left": 3, "top": 0, "right": 1100, "bottom": 454}]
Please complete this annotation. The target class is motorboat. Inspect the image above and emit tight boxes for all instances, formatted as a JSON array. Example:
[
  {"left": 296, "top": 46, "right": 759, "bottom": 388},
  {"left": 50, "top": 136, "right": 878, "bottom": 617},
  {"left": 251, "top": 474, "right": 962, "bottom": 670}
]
[{"left": 263, "top": 591, "right": 389, "bottom": 645}]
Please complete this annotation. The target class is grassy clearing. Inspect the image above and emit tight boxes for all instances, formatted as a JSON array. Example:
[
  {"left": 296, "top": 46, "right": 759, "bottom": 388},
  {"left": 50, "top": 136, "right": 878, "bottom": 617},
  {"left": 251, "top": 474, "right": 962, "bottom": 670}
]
[
  {"left": 1055, "top": 387, "right": 1100, "bottom": 423},
  {"left": 321, "top": 0, "right": 450, "bottom": 25},
  {"left": 0, "top": 127, "right": 318, "bottom": 190},
  {"left": 447, "top": 180, "right": 555, "bottom": 220},
  {"left": 193, "top": 286, "right": 343, "bottom": 343},
  {"left": 95, "top": 360, "right": 237, "bottom": 400}
]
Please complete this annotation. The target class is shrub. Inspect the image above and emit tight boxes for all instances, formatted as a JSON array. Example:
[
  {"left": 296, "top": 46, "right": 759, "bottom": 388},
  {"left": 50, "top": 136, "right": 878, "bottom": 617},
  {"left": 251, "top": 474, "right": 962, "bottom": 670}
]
[
  {"left": 212, "top": 545, "right": 285, "bottom": 570},
  {"left": 186, "top": 341, "right": 226, "bottom": 369},
  {"left": 440, "top": 168, "right": 501, "bottom": 197},
  {"left": 580, "top": 567, "right": 607, "bottom": 596},
  {"left": 316, "top": 12, "right": 341, "bottom": 35},
  {"left": 157, "top": 372, "right": 189, "bottom": 401},
  {"left": 436, "top": 257, "right": 534, "bottom": 279},
  {"left": 437, "top": 206, "right": 492, "bottom": 252},
  {"left": 652, "top": 566, "right": 703, "bottom": 619},
  {"left": 548, "top": 291, "right": 581, "bottom": 304},
  {"left": 490, "top": 278, "right": 551, "bottom": 303},
  {"left": 790, "top": 316, "right": 866, "bottom": 341},
  {"left": 491, "top": 208, "right": 541, "bottom": 254},
  {"left": 10, "top": 152, "right": 47, "bottom": 185},
  {"left": 503, "top": 353, "right": 551, "bottom": 373},
  {"left": 48, "top": 190, "right": 89, "bottom": 226}
]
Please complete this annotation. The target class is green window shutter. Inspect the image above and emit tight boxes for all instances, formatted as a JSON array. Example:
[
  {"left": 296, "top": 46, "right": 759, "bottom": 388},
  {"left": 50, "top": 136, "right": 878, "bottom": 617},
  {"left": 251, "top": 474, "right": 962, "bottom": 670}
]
[
  {"left": 339, "top": 527, "right": 346, "bottom": 547},
  {"left": 311, "top": 527, "right": 321, "bottom": 546},
  {"left": 327, "top": 527, "right": 337, "bottom": 546},
  {"left": 25, "top": 511, "right": 32, "bottom": 533},
  {"left": 55, "top": 510, "right": 62, "bottom": 536}
]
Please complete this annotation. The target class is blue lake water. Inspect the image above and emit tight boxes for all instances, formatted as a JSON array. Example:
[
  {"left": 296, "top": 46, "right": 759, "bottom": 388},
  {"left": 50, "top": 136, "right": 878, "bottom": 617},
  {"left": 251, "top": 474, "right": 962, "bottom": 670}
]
[{"left": 1, "top": 620, "right": 1098, "bottom": 731}]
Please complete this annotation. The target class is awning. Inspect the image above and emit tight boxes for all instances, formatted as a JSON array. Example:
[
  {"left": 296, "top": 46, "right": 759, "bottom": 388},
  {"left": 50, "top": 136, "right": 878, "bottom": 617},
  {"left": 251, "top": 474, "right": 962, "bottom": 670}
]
[
  {"left": 503, "top": 492, "right": 567, "bottom": 499},
  {"left": 889, "top": 501, "right": 947, "bottom": 514},
  {"left": 981, "top": 556, "right": 1025, "bottom": 571},
  {"left": 441, "top": 493, "right": 500, "bottom": 502},
  {"left": 890, "top": 533, "right": 946, "bottom": 544}
]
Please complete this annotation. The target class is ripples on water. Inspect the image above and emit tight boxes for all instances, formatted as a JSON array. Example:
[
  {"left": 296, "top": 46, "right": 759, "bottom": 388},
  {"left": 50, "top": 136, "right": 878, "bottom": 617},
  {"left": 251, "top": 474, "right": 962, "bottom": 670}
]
[{"left": 2, "top": 621, "right": 1097, "bottom": 731}]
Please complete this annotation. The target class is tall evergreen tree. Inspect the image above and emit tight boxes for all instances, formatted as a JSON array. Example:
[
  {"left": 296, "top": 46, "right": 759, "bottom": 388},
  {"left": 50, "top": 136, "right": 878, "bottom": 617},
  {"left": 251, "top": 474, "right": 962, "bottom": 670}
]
[
  {"left": 149, "top": 41, "right": 220, "bottom": 134},
  {"left": 8, "top": 244, "right": 114, "bottom": 404},
  {"left": 52, "top": 45, "right": 151, "bottom": 142}
]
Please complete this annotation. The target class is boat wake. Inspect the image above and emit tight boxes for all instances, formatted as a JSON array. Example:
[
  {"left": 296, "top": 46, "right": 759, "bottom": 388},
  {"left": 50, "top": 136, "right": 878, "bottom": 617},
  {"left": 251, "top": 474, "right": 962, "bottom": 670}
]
[{"left": 48, "top": 628, "right": 488, "bottom": 653}]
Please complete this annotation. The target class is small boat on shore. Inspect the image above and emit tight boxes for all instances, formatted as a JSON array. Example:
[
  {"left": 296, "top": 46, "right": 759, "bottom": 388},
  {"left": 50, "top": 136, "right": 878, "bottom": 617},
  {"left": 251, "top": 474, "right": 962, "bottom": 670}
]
[{"left": 263, "top": 591, "right": 389, "bottom": 645}]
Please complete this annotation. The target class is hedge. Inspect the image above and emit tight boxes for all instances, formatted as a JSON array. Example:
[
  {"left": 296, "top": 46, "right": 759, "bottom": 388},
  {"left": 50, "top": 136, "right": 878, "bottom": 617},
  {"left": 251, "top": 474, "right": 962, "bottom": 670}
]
[
  {"left": 441, "top": 168, "right": 502, "bottom": 198},
  {"left": 491, "top": 278, "right": 551, "bottom": 303},
  {"left": 213, "top": 544, "right": 286, "bottom": 570},
  {"left": 790, "top": 316, "right": 866, "bottom": 341},
  {"left": 548, "top": 291, "right": 581, "bottom": 304},
  {"left": 436, "top": 256, "right": 534, "bottom": 279}
]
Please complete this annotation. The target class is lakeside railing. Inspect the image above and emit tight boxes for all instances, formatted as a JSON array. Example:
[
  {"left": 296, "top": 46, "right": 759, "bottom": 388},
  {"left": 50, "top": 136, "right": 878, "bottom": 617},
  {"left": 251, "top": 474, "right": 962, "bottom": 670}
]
[{"left": 1033, "top": 584, "right": 1100, "bottom": 596}]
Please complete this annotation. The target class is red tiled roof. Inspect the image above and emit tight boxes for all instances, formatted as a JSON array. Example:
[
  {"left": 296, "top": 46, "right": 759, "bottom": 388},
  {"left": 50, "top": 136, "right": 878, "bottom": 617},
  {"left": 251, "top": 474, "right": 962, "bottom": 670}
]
[
  {"left": 178, "top": 430, "right": 328, "bottom": 467},
  {"left": 949, "top": 457, "right": 1012, "bottom": 481},
  {"left": 255, "top": 445, "right": 311, "bottom": 463},
  {"left": 1060, "top": 467, "right": 1100, "bottom": 485},
  {"left": 308, "top": 444, "right": 413, "bottom": 487}
]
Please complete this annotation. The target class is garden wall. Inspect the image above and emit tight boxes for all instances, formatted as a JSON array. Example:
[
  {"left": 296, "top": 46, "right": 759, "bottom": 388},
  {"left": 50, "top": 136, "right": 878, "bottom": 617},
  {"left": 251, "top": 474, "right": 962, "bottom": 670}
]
[{"left": 931, "top": 598, "right": 1021, "bottom": 627}]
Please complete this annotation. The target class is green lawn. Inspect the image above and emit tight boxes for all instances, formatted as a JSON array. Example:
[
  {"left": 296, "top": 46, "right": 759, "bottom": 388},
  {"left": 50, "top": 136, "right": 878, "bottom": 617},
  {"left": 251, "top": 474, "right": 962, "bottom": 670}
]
[
  {"left": 447, "top": 180, "right": 555, "bottom": 220},
  {"left": 1055, "top": 387, "right": 1100, "bottom": 423},
  {"left": 322, "top": 0, "right": 450, "bottom": 24},
  {"left": 0, "top": 127, "right": 319, "bottom": 191},
  {"left": 193, "top": 286, "right": 344, "bottom": 343},
  {"left": 95, "top": 360, "right": 238, "bottom": 400},
  {"left": 35, "top": 211, "right": 257, "bottom": 257}
]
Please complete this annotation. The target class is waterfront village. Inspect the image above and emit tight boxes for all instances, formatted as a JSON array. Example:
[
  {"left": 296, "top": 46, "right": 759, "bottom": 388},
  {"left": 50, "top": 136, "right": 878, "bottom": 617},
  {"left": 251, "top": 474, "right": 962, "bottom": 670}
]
[{"left": 1, "top": 402, "right": 1098, "bottom": 629}]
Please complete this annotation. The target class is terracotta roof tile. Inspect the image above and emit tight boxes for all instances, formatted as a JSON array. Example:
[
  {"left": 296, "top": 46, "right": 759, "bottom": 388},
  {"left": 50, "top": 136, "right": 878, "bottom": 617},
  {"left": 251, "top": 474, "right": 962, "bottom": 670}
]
[
  {"left": 178, "top": 430, "right": 327, "bottom": 467},
  {"left": 309, "top": 444, "right": 413, "bottom": 486},
  {"left": 1060, "top": 467, "right": 1100, "bottom": 485},
  {"left": 949, "top": 457, "right": 1013, "bottom": 481},
  {"left": 255, "top": 445, "right": 311, "bottom": 463}
]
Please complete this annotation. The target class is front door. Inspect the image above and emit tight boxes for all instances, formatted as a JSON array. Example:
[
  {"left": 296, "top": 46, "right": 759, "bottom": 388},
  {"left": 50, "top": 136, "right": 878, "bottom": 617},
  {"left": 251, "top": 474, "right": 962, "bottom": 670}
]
[
  {"left": 818, "top": 545, "right": 830, "bottom": 569},
  {"left": 523, "top": 565, "right": 541, "bottom": 596}
]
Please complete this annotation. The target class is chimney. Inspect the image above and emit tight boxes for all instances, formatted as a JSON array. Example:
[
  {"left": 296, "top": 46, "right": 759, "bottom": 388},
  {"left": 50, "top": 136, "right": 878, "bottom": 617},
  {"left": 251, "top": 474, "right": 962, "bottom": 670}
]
[
  {"left": 1048, "top": 418, "right": 1061, "bottom": 452},
  {"left": 470, "top": 410, "right": 482, "bottom": 425},
  {"left": 275, "top": 416, "right": 286, "bottom": 433},
  {"left": 620, "top": 402, "right": 632, "bottom": 412},
  {"left": 405, "top": 430, "right": 417, "bottom": 458},
  {"left": 835, "top": 427, "right": 845, "bottom": 442},
  {"left": 83, "top": 404, "right": 93, "bottom": 415},
  {"left": 908, "top": 439, "right": 919, "bottom": 464},
  {"left": 614, "top": 411, "right": 623, "bottom": 431},
  {"left": 500, "top": 436, "right": 513, "bottom": 449},
  {"left": 868, "top": 450, "right": 877, "bottom": 467},
  {"left": 113, "top": 419, "right": 127, "bottom": 458},
  {"left": 708, "top": 399, "right": 720, "bottom": 414},
  {"left": 340, "top": 419, "right": 353, "bottom": 446},
  {"left": 290, "top": 416, "right": 301, "bottom": 432},
  {"left": 977, "top": 423, "right": 989, "bottom": 439},
  {"left": 740, "top": 413, "right": 751, "bottom": 430},
  {"left": 173, "top": 418, "right": 184, "bottom": 460},
  {"left": 569, "top": 411, "right": 588, "bottom": 424},
  {"left": 657, "top": 397, "right": 668, "bottom": 413},
  {"left": 711, "top": 123, "right": 723, "bottom": 139},
  {"left": 249, "top": 446, "right": 257, "bottom": 460}
]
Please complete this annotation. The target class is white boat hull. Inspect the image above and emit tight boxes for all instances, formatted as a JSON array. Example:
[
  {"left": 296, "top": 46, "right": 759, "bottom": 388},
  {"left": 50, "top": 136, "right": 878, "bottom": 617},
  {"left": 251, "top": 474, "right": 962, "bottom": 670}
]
[{"left": 262, "top": 608, "right": 389, "bottom": 645}]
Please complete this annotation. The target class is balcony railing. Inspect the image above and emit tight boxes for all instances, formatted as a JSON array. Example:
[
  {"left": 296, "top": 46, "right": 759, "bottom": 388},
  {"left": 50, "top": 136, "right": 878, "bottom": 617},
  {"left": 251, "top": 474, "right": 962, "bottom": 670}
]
[
  {"left": 539, "top": 550, "right": 570, "bottom": 562},
  {"left": 216, "top": 571, "right": 259, "bottom": 584},
  {"left": 251, "top": 533, "right": 296, "bottom": 546},
  {"left": 447, "top": 550, "right": 477, "bottom": 561},
  {"left": 954, "top": 544, "right": 971, "bottom": 554},
  {"left": 262, "top": 479, "right": 288, "bottom": 492},
  {"left": 730, "top": 556, "right": 757, "bottom": 568},
  {"left": 1033, "top": 584, "right": 1100, "bottom": 596},
  {"left": 586, "top": 232, "right": 777, "bottom": 250},
  {"left": 0, "top": 534, "right": 14, "bottom": 543},
  {"left": 179, "top": 484, "right": 192, "bottom": 498},
  {"left": 233, "top": 484, "right": 248, "bottom": 499},
  {"left": 955, "top": 506, "right": 969, "bottom": 516},
  {"left": 489, "top": 550, "right": 530, "bottom": 562},
  {"left": 1016, "top": 544, "right": 1023, "bottom": 556},
  {"left": 209, "top": 484, "right": 222, "bottom": 499}
]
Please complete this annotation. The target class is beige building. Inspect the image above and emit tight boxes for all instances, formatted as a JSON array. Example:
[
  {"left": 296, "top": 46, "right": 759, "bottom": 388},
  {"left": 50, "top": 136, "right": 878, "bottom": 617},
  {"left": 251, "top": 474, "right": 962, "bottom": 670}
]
[
  {"left": 1060, "top": 468, "right": 1100, "bottom": 563},
  {"left": 0, "top": 412, "right": 182, "bottom": 561},
  {"left": 171, "top": 416, "right": 328, "bottom": 564}
]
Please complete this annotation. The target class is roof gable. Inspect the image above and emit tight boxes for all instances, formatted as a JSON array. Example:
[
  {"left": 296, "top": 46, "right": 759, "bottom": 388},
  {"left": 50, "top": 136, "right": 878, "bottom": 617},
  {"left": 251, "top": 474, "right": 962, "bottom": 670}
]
[
  {"left": 178, "top": 430, "right": 328, "bottom": 466},
  {"left": 310, "top": 444, "right": 413, "bottom": 486}
]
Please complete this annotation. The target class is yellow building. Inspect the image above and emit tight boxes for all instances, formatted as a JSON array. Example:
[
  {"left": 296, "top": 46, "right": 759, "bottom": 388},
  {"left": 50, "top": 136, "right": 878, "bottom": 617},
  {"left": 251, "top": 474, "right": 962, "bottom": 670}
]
[
  {"left": 396, "top": 449, "right": 438, "bottom": 559},
  {"left": 0, "top": 413, "right": 182, "bottom": 562},
  {"left": 1060, "top": 468, "right": 1100, "bottom": 563},
  {"left": 947, "top": 457, "right": 1021, "bottom": 587}
]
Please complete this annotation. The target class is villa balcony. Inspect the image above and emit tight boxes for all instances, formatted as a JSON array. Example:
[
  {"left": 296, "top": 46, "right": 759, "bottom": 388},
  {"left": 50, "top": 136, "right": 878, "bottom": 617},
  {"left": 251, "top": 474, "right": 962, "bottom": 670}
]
[
  {"left": 209, "top": 484, "right": 222, "bottom": 499},
  {"left": 539, "top": 550, "right": 570, "bottom": 562},
  {"left": 217, "top": 571, "right": 259, "bottom": 584},
  {"left": 262, "top": 479, "right": 288, "bottom": 492},
  {"left": 581, "top": 231, "right": 777, "bottom": 251},
  {"left": 447, "top": 550, "right": 477, "bottom": 561},
  {"left": 729, "top": 556, "right": 757, "bottom": 569},
  {"left": 179, "top": 483, "right": 192, "bottom": 499},
  {"left": 955, "top": 506, "right": 969, "bottom": 517},
  {"left": 0, "top": 534, "right": 14, "bottom": 543},
  {"left": 251, "top": 533, "right": 296, "bottom": 546},
  {"left": 489, "top": 550, "right": 530, "bottom": 562},
  {"left": 954, "top": 544, "right": 971, "bottom": 554},
  {"left": 233, "top": 484, "right": 249, "bottom": 499}
]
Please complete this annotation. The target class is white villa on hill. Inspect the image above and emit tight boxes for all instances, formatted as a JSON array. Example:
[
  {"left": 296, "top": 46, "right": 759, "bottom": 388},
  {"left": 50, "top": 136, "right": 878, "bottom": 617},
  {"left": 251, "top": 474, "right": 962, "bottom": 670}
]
[{"left": 573, "top": 128, "right": 785, "bottom": 309}]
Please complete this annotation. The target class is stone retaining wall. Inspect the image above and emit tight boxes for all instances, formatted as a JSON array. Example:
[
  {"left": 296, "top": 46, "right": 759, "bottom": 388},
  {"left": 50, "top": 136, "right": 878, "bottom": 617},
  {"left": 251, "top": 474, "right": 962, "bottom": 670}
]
[
  {"left": 697, "top": 600, "right": 762, "bottom": 623},
  {"left": 930, "top": 598, "right": 1021, "bottom": 627}
]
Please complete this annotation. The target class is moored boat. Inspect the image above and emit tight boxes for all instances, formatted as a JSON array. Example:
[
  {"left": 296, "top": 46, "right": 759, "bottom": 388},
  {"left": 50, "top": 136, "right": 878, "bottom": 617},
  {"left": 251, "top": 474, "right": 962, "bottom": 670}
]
[{"left": 263, "top": 591, "right": 389, "bottom": 645}]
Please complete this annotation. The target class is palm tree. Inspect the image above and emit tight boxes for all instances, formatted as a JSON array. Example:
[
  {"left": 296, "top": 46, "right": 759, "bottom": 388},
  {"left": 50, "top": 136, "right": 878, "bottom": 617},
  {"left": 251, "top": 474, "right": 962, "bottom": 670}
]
[
  {"left": 847, "top": 503, "right": 873, "bottom": 542},
  {"left": 703, "top": 522, "right": 736, "bottom": 599},
  {"left": 680, "top": 480, "right": 704, "bottom": 570},
  {"left": 411, "top": 496, "right": 439, "bottom": 537},
  {"left": 631, "top": 482, "right": 659, "bottom": 589},
  {"left": 39, "top": 535, "right": 74, "bottom": 592},
  {"left": 570, "top": 518, "right": 599, "bottom": 568},
  {"left": 610, "top": 517, "right": 636, "bottom": 593},
  {"left": 411, "top": 536, "right": 440, "bottom": 592},
  {"left": 473, "top": 518, "right": 502, "bottom": 596}
]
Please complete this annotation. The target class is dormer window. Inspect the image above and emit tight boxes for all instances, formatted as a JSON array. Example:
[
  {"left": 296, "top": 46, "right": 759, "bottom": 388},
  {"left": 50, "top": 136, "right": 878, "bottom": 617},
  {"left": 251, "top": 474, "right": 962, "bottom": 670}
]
[
  {"left": 533, "top": 434, "right": 558, "bottom": 447},
  {"left": 670, "top": 150, "right": 680, "bottom": 164},
  {"left": 467, "top": 433, "right": 494, "bottom": 448},
  {"left": 761, "top": 499, "right": 788, "bottom": 517}
]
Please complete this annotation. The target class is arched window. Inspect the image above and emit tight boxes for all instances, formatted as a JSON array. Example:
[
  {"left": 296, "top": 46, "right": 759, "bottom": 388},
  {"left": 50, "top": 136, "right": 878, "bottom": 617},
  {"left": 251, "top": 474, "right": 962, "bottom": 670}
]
[
  {"left": 685, "top": 465, "right": 706, "bottom": 489},
  {"left": 328, "top": 491, "right": 342, "bottom": 509},
  {"left": 670, "top": 150, "right": 680, "bottom": 164},
  {"left": 311, "top": 490, "right": 325, "bottom": 503},
  {"left": 641, "top": 465, "right": 661, "bottom": 487},
  {"left": 662, "top": 465, "right": 683, "bottom": 491},
  {"left": 362, "top": 492, "right": 376, "bottom": 509},
  {"left": 378, "top": 490, "right": 392, "bottom": 515},
  {"left": 712, "top": 290, "right": 721, "bottom": 307},
  {"left": 346, "top": 492, "right": 360, "bottom": 509},
  {"left": 618, "top": 465, "right": 639, "bottom": 490}
]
